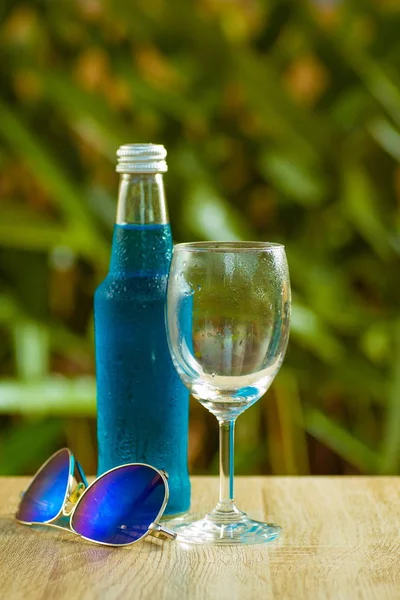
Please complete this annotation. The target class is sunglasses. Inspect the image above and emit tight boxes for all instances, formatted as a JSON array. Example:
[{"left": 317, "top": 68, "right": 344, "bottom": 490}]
[{"left": 15, "top": 448, "right": 176, "bottom": 546}]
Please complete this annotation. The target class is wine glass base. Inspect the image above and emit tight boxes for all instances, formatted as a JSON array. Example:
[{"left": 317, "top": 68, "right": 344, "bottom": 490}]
[{"left": 168, "top": 511, "right": 281, "bottom": 545}]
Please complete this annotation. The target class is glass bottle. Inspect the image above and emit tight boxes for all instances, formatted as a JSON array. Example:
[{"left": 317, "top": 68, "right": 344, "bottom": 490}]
[{"left": 95, "top": 144, "right": 190, "bottom": 516}]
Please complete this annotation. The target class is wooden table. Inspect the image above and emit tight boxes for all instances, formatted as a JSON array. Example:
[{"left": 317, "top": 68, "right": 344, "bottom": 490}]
[{"left": 1, "top": 477, "right": 399, "bottom": 599}]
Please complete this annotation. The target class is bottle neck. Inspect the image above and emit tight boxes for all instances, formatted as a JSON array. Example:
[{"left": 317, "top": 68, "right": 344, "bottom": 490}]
[
  {"left": 110, "top": 172, "right": 172, "bottom": 275},
  {"left": 116, "top": 173, "right": 168, "bottom": 225}
]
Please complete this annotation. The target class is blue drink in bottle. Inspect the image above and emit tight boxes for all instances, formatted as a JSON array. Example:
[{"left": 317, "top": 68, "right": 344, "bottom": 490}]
[{"left": 95, "top": 144, "right": 190, "bottom": 516}]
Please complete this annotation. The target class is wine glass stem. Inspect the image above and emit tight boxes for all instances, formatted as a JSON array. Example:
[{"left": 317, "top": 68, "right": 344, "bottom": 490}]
[{"left": 216, "top": 418, "right": 237, "bottom": 514}]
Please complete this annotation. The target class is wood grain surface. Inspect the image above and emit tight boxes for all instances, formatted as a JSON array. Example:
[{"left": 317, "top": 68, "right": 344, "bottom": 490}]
[{"left": 0, "top": 476, "right": 399, "bottom": 600}]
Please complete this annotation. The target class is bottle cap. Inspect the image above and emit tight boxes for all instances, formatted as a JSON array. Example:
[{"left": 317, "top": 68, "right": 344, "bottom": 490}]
[{"left": 116, "top": 144, "right": 168, "bottom": 173}]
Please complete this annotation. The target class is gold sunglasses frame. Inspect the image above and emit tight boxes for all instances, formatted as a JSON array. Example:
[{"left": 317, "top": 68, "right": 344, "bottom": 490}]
[{"left": 16, "top": 448, "right": 176, "bottom": 546}]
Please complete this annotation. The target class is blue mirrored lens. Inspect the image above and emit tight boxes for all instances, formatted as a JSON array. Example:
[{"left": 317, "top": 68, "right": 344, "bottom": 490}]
[
  {"left": 16, "top": 449, "right": 70, "bottom": 523},
  {"left": 71, "top": 465, "right": 166, "bottom": 545}
]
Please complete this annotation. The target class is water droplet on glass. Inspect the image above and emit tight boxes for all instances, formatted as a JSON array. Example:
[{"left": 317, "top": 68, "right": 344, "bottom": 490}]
[
  {"left": 183, "top": 261, "right": 187, "bottom": 267},
  {"left": 197, "top": 285, "right": 202, "bottom": 291}
]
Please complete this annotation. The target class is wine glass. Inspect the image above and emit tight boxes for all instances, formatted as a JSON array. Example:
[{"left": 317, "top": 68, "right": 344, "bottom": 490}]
[{"left": 165, "top": 242, "right": 291, "bottom": 545}]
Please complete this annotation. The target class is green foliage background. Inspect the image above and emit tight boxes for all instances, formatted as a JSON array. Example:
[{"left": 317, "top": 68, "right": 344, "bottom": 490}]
[{"left": 0, "top": 0, "right": 399, "bottom": 476}]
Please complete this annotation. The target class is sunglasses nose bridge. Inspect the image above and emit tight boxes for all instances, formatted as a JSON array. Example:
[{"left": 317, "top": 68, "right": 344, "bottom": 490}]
[{"left": 64, "top": 482, "right": 86, "bottom": 515}]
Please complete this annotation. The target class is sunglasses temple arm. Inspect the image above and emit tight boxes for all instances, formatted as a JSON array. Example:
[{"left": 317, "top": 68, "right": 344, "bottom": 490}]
[{"left": 148, "top": 522, "right": 177, "bottom": 541}]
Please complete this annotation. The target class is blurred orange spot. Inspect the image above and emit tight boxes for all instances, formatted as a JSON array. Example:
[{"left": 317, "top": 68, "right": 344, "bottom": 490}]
[
  {"left": 3, "top": 6, "right": 38, "bottom": 44},
  {"left": 311, "top": 2, "right": 341, "bottom": 28},
  {"left": 74, "top": 47, "right": 111, "bottom": 92},
  {"left": 105, "top": 78, "right": 132, "bottom": 110},
  {"left": 198, "top": 0, "right": 264, "bottom": 40},
  {"left": 135, "top": 45, "right": 183, "bottom": 90},
  {"left": 77, "top": 0, "right": 104, "bottom": 21},
  {"left": 284, "top": 54, "right": 329, "bottom": 107}
]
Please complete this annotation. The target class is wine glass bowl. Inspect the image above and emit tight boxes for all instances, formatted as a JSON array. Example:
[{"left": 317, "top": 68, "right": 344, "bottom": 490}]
[{"left": 166, "top": 241, "right": 291, "bottom": 544}]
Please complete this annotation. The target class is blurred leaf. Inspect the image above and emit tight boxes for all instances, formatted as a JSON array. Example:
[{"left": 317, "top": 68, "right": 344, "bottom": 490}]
[
  {"left": 182, "top": 183, "right": 254, "bottom": 241},
  {"left": 39, "top": 72, "right": 125, "bottom": 158},
  {"left": 330, "top": 88, "right": 372, "bottom": 132},
  {"left": 369, "top": 118, "right": 400, "bottom": 162},
  {"left": 0, "top": 377, "right": 96, "bottom": 416},
  {"left": 13, "top": 322, "right": 49, "bottom": 380},
  {"left": 349, "top": 54, "right": 400, "bottom": 131},
  {"left": 236, "top": 403, "right": 265, "bottom": 474},
  {"left": 291, "top": 302, "right": 344, "bottom": 364},
  {"left": 380, "top": 320, "right": 400, "bottom": 474},
  {"left": 0, "top": 101, "right": 85, "bottom": 226},
  {"left": 117, "top": 62, "right": 202, "bottom": 124},
  {"left": 0, "top": 210, "right": 81, "bottom": 253},
  {"left": 87, "top": 186, "right": 116, "bottom": 232},
  {"left": 260, "top": 150, "right": 327, "bottom": 206},
  {"left": 0, "top": 99, "right": 109, "bottom": 267},
  {"left": 342, "top": 165, "right": 392, "bottom": 259},
  {"left": 360, "top": 322, "right": 390, "bottom": 365},
  {"left": 298, "top": 1, "right": 400, "bottom": 129},
  {"left": 272, "top": 369, "right": 310, "bottom": 475},
  {"left": 304, "top": 408, "right": 379, "bottom": 473},
  {"left": 337, "top": 358, "right": 388, "bottom": 402},
  {"left": 0, "top": 294, "right": 20, "bottom": 325},
  {"left": 236, "top": 51, "right": 331, "bottom": 160}
]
